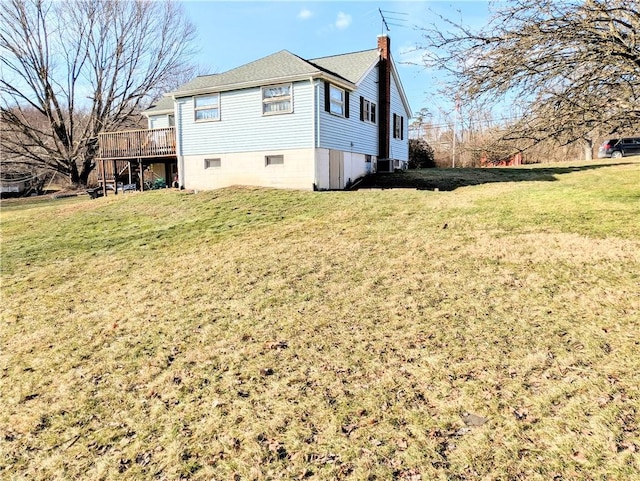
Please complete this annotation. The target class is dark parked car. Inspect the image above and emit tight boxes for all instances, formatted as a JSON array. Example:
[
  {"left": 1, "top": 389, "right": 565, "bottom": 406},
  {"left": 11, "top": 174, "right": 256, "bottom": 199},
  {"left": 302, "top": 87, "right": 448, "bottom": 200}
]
[{"left": 597, "top": 137, "right": 640, "bottom": 158}]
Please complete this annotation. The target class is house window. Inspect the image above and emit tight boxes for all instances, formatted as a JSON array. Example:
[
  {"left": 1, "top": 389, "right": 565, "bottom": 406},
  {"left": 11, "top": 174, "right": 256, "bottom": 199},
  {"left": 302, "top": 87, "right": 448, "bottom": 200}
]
[
  {"left": 393, "top": 113, "right": 404, "bottom": 140},
  {"left": 262, "top": 84, "right": 292, "bottom": 115},
  {"left": 194, "top": 94, "right": 220, "bottom": 121},
  {"left": 360, "top": 98, "right": 376, "bottom": 123},
  {"left": 265, "top": 155, "right": 284, "bottom": 166},
  {"left": 324, "top": 82, "right": 349, "bottom": 118},
  {"left": 204, "top": 158, "right": 221, "bottom": 169},
  {"left": 329, "top": 85, "right": 345, "bottom": 116}
]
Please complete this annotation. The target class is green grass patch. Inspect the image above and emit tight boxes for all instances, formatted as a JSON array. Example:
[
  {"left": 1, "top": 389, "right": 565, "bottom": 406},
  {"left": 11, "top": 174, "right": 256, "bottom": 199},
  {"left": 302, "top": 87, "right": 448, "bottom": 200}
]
[{"left": 1, "top": 160, "right": 639, "bottom": 479}]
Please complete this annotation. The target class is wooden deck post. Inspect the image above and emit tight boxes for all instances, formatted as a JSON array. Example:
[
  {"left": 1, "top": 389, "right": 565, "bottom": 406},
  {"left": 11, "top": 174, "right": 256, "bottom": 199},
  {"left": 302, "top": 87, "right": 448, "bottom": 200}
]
[
  {"left": 112, "top": 159, "right": 118, "bottom": 194},
  {"left": 101, "top": 158, "right": 107, "bottom": 197},
  {"left": 139, "top": 159, "right": 144, "bottom": 192}
]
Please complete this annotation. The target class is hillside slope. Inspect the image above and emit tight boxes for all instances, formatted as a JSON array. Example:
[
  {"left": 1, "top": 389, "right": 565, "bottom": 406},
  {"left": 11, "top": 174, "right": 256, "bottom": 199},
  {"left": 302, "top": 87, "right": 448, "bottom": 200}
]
[{"left": 1, "top": 161, "right": 639, "bottom": 479}]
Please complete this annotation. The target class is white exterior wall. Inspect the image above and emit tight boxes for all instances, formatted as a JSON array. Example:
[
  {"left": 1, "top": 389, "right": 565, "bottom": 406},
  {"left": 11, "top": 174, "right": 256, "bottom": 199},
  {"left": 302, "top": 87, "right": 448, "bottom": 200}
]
[
  {"left": 314, "top": 148, "right": 374, "bottom": 190},
  {"left": 182, "top": 148, "right": 316, "bottom": 191},
  {"left": 177, "top": 81, "right": 314, "bottom": 156},
  {"left": 315, "top": 149, "right": 329, "bottom": 189},
  {"left": 343, "top": 152, "right": 372, "bottom": 186},
  {"left": 148, "top": 114, "right": 172, "bottom": 129}
]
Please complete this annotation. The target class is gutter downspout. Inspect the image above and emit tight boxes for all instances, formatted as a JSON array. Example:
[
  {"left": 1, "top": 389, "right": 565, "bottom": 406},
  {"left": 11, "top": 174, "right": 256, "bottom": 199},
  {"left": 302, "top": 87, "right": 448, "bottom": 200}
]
[
  {"left": 310, "top": 77, "right": 316, "bottom": 150},
  {"left": 172, "top": 96, "right": 185, "bottom": 189},
  {"left": 311, "top": 77, "right": 319, "bottom": 190}
]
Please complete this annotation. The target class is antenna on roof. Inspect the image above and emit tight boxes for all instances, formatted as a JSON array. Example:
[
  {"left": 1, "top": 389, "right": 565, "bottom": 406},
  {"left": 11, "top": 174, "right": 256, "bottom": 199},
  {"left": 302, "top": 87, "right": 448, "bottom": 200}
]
[
  {"left": 378, "top": 8, "right": 390, "bottom": 33},
  {"left": 378, "top": 8, "right": 408, "bottom": 33}
]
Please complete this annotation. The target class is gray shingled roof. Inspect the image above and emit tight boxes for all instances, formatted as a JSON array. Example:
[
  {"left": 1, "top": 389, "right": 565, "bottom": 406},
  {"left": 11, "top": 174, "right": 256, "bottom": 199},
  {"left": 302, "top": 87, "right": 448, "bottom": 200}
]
[
  {"left": 309, "top": 49, "right": 379, "bottom": 84},
  {"left": 170, "top": 48, "right": 380, "bottom": 97},
  {"left": 172, "top": 51, "right": 321, "bottom": 95},
  {"left": 145, "top": 95, "right": 174, "bottom": 114}
]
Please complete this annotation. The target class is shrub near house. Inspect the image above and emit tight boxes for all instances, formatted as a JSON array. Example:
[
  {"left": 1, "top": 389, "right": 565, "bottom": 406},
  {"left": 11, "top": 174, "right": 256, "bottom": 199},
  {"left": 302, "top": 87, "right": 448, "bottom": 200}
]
[{"left": 408, "top": 138, "right": 435, "bottom": 169}]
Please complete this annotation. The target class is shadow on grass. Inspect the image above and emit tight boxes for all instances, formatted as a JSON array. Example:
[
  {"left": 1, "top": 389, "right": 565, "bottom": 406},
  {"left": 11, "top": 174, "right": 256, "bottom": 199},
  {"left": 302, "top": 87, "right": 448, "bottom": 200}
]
[{"left": 354, "top": 161, "right": 636, "bottom": 192}]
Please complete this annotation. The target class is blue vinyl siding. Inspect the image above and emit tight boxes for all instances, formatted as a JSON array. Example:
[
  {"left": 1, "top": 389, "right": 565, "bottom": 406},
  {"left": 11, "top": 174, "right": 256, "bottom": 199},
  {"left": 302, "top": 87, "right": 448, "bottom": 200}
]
[
  {"left": 389, "top": 73, "right": 409, "bottom": 162},
  {"left": 318, "top": 68, "right": 379, "bottom": 156},
  {"left": 178, "top": 81, "right": 313, "bottom": 156}
]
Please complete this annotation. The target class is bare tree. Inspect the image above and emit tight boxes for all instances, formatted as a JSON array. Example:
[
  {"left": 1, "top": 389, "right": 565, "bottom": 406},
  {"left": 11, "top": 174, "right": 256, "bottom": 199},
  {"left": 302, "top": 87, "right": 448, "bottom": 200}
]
[
  {"left": 0, "top": 0, "right": 196, "bottom": 186},
  {"left": 419, "top": 0, "right": 640, "bottom": 159}
]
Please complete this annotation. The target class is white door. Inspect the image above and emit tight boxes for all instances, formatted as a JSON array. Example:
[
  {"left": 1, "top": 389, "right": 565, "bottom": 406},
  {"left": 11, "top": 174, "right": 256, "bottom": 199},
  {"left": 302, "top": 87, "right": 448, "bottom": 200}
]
[{"left": 329, "top": 150, "right": 343, "bottom": 190}]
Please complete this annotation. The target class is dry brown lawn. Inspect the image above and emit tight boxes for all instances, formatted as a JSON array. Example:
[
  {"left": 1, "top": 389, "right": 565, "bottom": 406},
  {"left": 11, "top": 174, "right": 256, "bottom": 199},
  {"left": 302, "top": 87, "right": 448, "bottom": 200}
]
[{"left": 1, "top": 160, "right": 639, "bottom": 480}]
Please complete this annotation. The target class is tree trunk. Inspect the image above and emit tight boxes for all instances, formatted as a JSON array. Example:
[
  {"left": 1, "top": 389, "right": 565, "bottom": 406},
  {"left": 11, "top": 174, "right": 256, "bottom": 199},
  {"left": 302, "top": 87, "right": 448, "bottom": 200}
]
[
  {"left": 79, "top": 157, "right": 95, "bottom": 186},
  {"left": 78, "top": 137, "right": 99, "bottom": 186},
  {"left": 69, "top": 161, "right": 81, "bottom": 187},
  {"left": 0, "top": 0, "right": 196, "bottom": 186}
]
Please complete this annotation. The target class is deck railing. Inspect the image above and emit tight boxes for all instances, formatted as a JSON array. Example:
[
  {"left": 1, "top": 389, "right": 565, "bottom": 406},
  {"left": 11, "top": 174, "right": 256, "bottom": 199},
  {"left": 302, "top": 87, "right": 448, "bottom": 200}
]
[{"left": 98, "top": 127, "right": 176, "bottom": 159}]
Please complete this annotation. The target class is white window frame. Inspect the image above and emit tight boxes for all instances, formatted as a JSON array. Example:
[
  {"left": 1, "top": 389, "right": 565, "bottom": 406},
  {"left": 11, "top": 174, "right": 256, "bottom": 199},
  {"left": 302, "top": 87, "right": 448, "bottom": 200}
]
[
  {"left": 363, "top": 99, "right": 376, "bottom": 124},
  {"left": 329, "top": 85, "right": 345, "bottom": 116},
  {"left": 265, "top": 155, "right": 284, "bottom": 166},
  {"left": 204, "top": 158, "right": 221, "bottom": 169},
  {"left": 194, "top": 94, "right": 220, "bottom": 122},
  {"left": 262, "top": 83, "right": 292, "bottom": 115}
]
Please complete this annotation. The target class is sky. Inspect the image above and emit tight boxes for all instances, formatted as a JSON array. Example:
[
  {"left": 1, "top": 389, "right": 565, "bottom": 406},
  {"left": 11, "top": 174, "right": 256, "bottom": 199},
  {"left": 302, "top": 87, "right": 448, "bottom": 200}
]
[{"left": 181, "top": 1, "right": 493, "bottom": 123}]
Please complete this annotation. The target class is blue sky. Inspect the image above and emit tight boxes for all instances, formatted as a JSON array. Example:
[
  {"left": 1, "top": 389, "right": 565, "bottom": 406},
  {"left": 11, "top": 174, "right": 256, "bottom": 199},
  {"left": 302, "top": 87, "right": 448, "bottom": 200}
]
[{"left": 181, "top": 1, "right": 492, "bottom": 122}]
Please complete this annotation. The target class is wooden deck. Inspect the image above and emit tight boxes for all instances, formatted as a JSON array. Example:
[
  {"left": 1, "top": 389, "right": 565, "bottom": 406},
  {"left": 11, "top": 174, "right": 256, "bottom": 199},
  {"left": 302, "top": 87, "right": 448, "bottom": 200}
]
[
  {"left": 94, "top": 127, "right": 178, "bottom": 196},
  {"left": 98, "top": 127, "right": 176, "bottom": 160}
]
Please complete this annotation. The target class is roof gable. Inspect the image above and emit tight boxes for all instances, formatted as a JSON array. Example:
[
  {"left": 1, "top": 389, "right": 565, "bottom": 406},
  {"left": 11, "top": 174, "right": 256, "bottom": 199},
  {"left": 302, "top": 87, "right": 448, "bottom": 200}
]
[
  {"left": 169, "top": 48, "right": 382, "bottom": 98},
  {"left": 308, "top": 49, "right": 379, "bottom": 85},
  {"left": 172, "top": 50, "right": 323, "bottom": 97},
  {"left": 165, "top": 41, "right": 409, "bottom": 115}
]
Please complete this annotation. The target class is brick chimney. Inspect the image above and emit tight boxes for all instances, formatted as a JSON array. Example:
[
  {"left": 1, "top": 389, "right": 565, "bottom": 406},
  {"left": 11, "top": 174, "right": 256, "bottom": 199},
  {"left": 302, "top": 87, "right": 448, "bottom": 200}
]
[{"left": 378, "top": 35, "right": 391, "bottom": 163}]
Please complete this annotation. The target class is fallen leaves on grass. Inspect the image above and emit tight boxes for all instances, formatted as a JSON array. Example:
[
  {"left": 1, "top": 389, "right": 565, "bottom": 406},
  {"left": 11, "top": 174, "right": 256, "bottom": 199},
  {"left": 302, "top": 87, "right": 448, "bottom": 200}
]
[{"left": 461, "top": 412, "right": 488, "bottom": 427}]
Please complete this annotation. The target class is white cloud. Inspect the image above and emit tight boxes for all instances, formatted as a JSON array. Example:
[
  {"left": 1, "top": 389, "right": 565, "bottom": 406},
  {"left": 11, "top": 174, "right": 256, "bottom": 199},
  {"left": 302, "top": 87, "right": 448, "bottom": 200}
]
[
  {"left": 298, "top": 8, "right": 313, "bottom": 20},
  {"left": 335, "top": 11, "right": 352, "bottom": 30}
]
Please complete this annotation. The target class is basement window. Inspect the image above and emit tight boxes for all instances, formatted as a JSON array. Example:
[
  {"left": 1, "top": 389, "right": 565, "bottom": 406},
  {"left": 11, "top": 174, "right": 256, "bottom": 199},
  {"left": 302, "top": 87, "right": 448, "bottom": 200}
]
[
  {"left": 204, "top": 158, "right": 221, "bottom": 169},
  {"left": 265, "top": 155, "right": 284, "bottom": 166}
]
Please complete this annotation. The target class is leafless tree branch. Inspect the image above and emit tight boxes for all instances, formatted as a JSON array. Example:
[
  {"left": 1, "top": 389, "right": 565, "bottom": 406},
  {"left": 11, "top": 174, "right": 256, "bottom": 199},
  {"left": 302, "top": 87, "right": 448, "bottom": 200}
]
[
  {"left": 0, "top": 0, "right": 196, "bottom": 185},
  {"left": 418, "top": 0, "right": 640, "bottom": 158}
]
